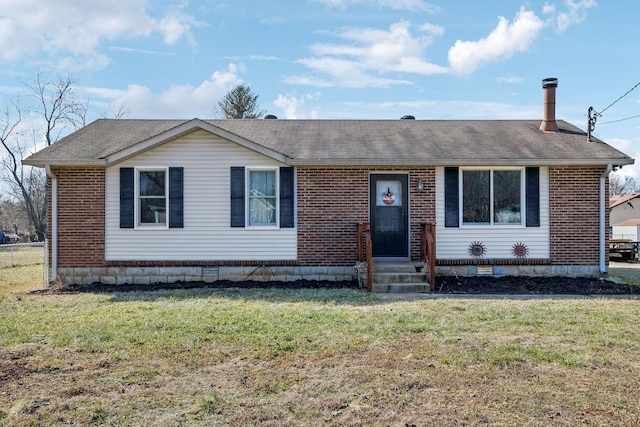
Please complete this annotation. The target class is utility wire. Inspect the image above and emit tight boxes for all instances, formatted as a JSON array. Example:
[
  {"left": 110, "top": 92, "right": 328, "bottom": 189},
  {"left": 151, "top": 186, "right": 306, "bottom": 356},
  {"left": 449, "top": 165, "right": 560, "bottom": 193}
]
[
  {"left": 597, "top": 81, "right": 640, "bottom": 115},
  {"left": 599, "top": 114, "right": 640, "bottom": 125}
]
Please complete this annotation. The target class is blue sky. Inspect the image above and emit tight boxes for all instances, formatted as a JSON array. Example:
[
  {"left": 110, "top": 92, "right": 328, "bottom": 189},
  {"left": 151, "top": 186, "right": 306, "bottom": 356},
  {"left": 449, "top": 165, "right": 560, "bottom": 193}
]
[{"left": 1, "top": 0, "right": 639, "bottom": 179}]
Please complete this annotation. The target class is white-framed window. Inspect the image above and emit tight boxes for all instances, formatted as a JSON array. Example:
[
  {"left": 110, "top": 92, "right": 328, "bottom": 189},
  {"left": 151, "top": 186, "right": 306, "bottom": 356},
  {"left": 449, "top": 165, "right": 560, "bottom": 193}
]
[
  {"left": 137, "top": 168, "right": 168, "bottom": 227},
  {"left": 247, "top": 168, "right": 278, "bottom": 227},
  {"left": 461, "top": 168, "right": 523, "bottom": 226}
]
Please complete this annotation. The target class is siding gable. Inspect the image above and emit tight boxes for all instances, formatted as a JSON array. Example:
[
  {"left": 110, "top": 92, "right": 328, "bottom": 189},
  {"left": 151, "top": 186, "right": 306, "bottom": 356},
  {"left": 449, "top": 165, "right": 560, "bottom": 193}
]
[{"left": 106, "top": 130, "right": 297, "bottom": 261}]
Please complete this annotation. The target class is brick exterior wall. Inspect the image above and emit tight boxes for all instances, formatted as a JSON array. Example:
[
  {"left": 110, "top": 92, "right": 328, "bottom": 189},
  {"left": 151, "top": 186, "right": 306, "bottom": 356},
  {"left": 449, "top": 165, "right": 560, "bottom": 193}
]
[
  {"left": 52, "top": 167, "right": 106, "bottom": 268},
  {"left": 48, "top": 164, "right": 607, "bottom": 283},
  {"left": 296, "top": 166, "right": 436, "bottom": 265},
  {"left": 549, "top": 166, "right": 606, "bottom": 265}
]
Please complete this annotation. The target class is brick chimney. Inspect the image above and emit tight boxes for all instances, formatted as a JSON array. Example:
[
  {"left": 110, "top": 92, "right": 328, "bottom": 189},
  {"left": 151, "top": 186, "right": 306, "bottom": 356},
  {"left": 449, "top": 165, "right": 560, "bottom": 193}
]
[{"left": 539, "top": 78, "right": 558, "bottom": 132}]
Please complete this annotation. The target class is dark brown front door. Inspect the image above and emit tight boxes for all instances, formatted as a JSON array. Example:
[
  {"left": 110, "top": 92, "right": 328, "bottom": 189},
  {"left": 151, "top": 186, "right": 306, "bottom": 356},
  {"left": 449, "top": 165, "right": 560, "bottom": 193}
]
[{"left": 370, "top": 174, "right": 409, "bottom": 257}]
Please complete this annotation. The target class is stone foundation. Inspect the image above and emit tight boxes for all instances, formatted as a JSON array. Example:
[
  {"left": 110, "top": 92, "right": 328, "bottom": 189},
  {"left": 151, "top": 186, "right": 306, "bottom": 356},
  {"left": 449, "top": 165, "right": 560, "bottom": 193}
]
[
  {"left": 53, "top": 263, "right": 604, "bottom": 287},
  {"left": 435, "top": 264, "right": 602, "bottom": 278},
  {"left": 55, "top": 265, "right": 358, "bottom": 286}
]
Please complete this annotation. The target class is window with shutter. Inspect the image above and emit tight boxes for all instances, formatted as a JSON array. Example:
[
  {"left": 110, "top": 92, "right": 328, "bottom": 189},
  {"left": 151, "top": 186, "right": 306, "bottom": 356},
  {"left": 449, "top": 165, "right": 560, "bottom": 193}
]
[
  {"left": 230, "top": 166, "right": 295, "bottom": 228},
  {"left": 119, "top": 167, "right": 184, "bottom": 229},
  {"left": 444, "top": 166, "right": 540, "bottom": 228}
]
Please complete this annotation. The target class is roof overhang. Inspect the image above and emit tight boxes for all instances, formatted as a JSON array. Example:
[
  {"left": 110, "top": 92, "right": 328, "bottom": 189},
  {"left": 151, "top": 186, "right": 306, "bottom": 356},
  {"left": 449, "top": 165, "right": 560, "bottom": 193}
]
[
  {"left": 287, "top": 158, "right": 635, "bottom": 167},
  {"left": 22, "top": 158, "right": 106, "bottom": 167}
]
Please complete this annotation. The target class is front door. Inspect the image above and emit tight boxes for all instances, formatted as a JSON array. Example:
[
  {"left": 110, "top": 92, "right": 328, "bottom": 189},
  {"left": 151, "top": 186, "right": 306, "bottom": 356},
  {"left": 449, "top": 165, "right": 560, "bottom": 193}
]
[{"left": 370, "top": 174, "right": 409, "bottom": 257}]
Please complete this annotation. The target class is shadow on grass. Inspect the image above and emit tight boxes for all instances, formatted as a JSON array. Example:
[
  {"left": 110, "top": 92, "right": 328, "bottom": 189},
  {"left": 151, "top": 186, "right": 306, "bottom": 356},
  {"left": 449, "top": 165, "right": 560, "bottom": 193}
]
[
  {"left": 38, "top": 280, "right": 389, "bottom": 306},
  {"left": 34, "top": 274, "right": 640, "bottom": 305}
]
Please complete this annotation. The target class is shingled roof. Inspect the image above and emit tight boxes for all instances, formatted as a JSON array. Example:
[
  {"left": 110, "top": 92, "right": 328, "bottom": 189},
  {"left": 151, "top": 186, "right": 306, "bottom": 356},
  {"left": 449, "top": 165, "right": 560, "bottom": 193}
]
[{"left": 23, "top": 118, "right": 633, "bottom": 167}]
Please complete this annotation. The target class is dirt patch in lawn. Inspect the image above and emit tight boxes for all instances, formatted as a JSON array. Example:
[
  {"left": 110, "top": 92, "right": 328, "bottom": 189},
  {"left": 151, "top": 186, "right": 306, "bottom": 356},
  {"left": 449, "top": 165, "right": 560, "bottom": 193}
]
[{"left": 40, "top": 275, "right": 640, "bottom": 295}]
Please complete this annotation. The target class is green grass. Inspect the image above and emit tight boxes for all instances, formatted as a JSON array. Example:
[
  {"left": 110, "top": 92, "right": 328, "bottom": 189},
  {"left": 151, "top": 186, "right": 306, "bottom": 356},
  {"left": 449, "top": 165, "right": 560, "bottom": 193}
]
[
  {"left": 0, "top": 245, "right": 44, "bottom": 268},
  {"left": 1, "top": 269, "right": 640, "bottom": 425}
]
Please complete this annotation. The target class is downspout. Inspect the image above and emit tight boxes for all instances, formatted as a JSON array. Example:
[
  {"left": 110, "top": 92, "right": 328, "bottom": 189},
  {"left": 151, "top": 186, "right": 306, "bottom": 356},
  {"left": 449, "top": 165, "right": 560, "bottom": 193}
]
[
  {"left": 600, "top": 164, "right": 613, "bottom": 274},
  {"left": 45, "top": 165, "right": 58, "bottom": 284}
]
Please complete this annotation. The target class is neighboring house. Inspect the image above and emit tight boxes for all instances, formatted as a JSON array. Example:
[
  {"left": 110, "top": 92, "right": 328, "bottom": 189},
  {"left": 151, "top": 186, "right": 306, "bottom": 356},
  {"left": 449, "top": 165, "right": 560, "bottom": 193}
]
[
  {"left": 611, "top": 219, "right": 640, "bottom": 242},
  {"left": 23, "top": 79, "right": 634, "bottom": 289},
  {"left": 610, "top": 193, "right": 640, "bottom": 225},
  {"left": 610, "top": 194, "right": 640, "bottom": 242}
]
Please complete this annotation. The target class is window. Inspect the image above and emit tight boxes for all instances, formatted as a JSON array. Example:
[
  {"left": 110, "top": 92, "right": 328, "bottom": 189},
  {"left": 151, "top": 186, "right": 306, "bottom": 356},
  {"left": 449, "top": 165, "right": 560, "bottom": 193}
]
[
  {"left": 230, "top": 166, "right": 295, "bottom": 228},
  {"left": 462, "top": 168, "right": 522, "bottom": 225},
  {"left": 445, "top": 167, "right": 539, "bottom": 228},
  {"left": 138, "top": 169, "right": 167, "bottom": 225},
  {"left": 248, "top": 169, "right": 277, "bottom": 226},
  {"left": 119, "top": 167, "right": 183, "bottom": 229}
]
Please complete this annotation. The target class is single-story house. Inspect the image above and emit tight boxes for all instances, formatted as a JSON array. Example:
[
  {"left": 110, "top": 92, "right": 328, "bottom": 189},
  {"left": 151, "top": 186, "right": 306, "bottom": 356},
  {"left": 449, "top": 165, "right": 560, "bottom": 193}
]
[{"left": 23, "top": 78, "right": 634, "bottom": 291}]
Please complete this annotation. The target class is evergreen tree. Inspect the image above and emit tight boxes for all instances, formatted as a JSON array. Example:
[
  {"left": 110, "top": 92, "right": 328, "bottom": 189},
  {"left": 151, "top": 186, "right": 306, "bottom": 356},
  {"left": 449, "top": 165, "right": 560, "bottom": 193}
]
[{"left": 216, "top": 84, "right": 266, "bottom": 119}]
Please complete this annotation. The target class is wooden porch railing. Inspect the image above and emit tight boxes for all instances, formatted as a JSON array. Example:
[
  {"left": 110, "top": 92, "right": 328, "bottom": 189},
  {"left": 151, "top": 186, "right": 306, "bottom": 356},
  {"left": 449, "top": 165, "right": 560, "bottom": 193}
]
[
  {"left": 421, "top": 223, "right": 436, "bottom": 291},
  {"left": 357, "top": 222, "right": 372, "bottom": 291}
]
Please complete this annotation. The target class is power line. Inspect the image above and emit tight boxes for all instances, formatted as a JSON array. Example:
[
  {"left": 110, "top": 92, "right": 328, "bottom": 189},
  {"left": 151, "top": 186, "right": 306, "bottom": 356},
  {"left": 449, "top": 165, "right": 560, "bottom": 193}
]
[
  {"left": 587, "top": 81, "right": 640, "bottom": 140},
  {"left": 597, "top": 81, "right": 640, "bottom": 116},
  {"left": 599, "top": 114, "right": 640, "bottom": 125}
]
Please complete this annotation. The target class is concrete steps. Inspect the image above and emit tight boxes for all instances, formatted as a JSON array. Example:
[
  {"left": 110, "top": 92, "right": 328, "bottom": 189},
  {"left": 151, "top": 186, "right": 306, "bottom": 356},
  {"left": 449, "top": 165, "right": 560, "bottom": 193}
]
[{"left": 370, "top": 261, "right": 429, "bottom": 293}]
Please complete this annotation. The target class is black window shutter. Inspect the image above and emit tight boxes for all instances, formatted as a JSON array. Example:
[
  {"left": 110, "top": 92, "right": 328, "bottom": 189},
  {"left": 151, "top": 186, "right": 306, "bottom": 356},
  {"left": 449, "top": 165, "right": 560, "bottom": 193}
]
[
  {"left": 444, "top": 167, "right": 459, "bottom": 228},
  {"left": 230, "top": 167, "right": 245, "bottom": 227},
  {"left": 526, "top": 167, "right": 540, "bottom": 227},
  {"left": 120, "top": 167, "right": 135, "bottom": 228},
  {"left": 279, "top": 167, "right": 295, "bottom": 228},
  {"left": 169, "top": 167, "right": 184, "bottom": 228}
]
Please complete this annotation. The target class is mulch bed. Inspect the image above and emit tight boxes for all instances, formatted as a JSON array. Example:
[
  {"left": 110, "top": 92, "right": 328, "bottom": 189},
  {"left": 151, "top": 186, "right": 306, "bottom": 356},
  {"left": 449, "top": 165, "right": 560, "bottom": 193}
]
[
  {"left": 435, "top": 275, "right": 640, "bottom": 295},
  {"left": 40, "top": 276, "right": 640, "bottom": 295}
]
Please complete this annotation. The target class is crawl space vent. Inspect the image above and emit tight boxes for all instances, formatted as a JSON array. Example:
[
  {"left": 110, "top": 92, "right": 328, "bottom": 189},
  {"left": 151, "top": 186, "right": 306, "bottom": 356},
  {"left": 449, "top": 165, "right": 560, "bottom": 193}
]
[{"left": 477, "top": 266, "right": 494, "bottom": 276}]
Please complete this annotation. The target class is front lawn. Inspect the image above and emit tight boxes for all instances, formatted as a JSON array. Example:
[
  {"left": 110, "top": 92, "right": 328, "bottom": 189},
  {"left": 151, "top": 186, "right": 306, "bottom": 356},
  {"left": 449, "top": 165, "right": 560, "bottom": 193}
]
[{"left": 1, "top": 278, "right": 639, "bottom": 425}]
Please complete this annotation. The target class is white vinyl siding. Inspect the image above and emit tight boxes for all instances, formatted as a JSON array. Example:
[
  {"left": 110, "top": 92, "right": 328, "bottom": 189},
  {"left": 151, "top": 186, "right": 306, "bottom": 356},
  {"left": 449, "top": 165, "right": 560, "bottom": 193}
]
[
  {"left": 436, "top": 166, "right": 550, "bottom": 259},
  {"left": 105, "top": 129, "right": 296, "bottom": 261}
]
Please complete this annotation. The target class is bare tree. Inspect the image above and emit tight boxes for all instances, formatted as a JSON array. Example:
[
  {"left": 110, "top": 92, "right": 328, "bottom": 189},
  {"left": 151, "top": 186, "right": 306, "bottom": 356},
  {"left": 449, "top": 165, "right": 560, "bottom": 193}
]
[
  {"left": 609, "top": 172, "right": 638, "bottom": 196},
  {"left": 216, "top": 84, "right": 266, "bottom": 119},
  {"left": 23, "top": 70, "right": 86, "bottom": 145},
  {"left": 0, "top": 71, "right": 86, "bottom": 240}
]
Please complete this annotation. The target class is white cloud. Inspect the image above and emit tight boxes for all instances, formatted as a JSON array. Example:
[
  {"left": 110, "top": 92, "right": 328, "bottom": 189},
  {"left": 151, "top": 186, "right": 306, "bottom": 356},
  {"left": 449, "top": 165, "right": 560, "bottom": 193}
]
[
  {"left": 447, "top": 7, "right": 544, "bottom": 75},
  {"left": 555, "top": 0, "right": 597, "bottom": 32},
  {"left": 419, "top": 23, "right": 445, "bottom": 37},
  {"left": 310, "top": 0, "right": 439, "bottom": 12},
  {"left": 273, "top": 93, "right": 320, "bottom": 119},
  {"left": 289, "top": 20, "right": 447, "bottom": 88},
  {"left": 497, "top": 76, "right": 524, "bottom": 84},
  {"left": 293, "top": 57, "right": 414, "bottom": 88},
  {"left": 0, "top": 0, "right": 196, "bottom": 67},
  {"left": 93, "top": 64, "right": 243, "bottom": 118}
]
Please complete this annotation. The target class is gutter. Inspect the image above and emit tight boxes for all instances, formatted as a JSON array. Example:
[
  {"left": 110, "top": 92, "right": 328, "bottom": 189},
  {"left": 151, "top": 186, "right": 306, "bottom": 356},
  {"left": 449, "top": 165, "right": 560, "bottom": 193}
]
[
  {"left": 600, "top": 164, "right": 613, "bottom": 274},
  {"left": 45, "top": 165, "right": 58, "bottom": 284}
]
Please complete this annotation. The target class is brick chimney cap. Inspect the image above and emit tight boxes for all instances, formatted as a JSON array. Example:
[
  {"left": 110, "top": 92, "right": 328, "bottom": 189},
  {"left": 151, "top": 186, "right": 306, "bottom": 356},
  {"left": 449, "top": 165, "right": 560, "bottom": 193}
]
[{"left": 542, "top": 77, "right": 558, "bottom": 88}]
